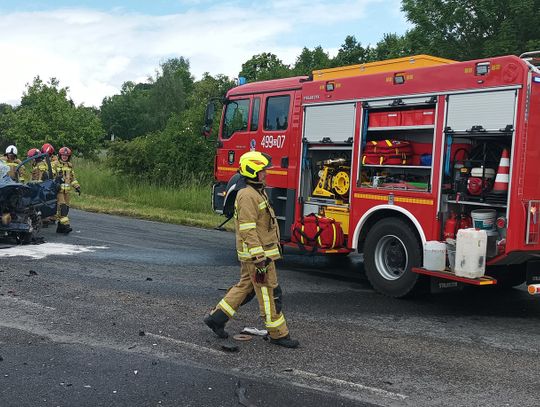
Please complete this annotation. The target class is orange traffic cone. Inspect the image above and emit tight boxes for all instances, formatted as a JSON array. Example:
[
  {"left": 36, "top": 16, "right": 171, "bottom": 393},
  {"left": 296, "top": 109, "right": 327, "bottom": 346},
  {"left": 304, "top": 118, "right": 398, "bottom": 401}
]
[{"left": 492, "top": 148, "right": 510, "bottom": 194}]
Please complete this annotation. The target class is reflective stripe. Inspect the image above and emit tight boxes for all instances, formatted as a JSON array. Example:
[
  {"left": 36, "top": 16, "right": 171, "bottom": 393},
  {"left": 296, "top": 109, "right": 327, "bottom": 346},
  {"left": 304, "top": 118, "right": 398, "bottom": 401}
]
[
  {"left": 237, "top": 250, "right": 251, "bottom": 259},
  {"left": 300, "top": 225, "right": 305, "bottom": 244},
  {"left": 218, "top": 299, "right": 236, "bottom": 317},
  {"left": 317, "top": 226, "right": 322, "bottom": 247},
  {"left": 385, "top": 139, "right": 392, "bottom": 147},
  {"left": 332, "top": 223, "right": 336, "bottom": 248},
  {"left": 264, "top": 247, "right": 280, "bottom": 257},
  {"left": 59, "top": 216, "right": 70, "bottom": 225},
  {"left": 239, "top": 222, "right": 256, "bottom": 231},
  {"left": 261, "top": 287, "right": 272, "bottom": 324},
  {"left": 249, "top": 246, "right": 264, "bottom": 255},
  {"left": 266, "top": 314, "right": 286, "bottom": 329},
  {"left": 258, "top": 201, "right": 267, "bottom": 210}
]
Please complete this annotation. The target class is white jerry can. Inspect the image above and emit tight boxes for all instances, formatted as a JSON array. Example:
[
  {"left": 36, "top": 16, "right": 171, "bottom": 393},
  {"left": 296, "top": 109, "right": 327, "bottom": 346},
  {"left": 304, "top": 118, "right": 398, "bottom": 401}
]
[{"left": 454, "top": 228, "right": 487, "bottom": 279}]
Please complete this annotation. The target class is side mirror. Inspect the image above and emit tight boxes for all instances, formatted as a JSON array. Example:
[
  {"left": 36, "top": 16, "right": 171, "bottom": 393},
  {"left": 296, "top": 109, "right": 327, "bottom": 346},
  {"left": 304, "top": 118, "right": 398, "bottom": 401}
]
[{"left": 202, "top": 103, "right": 215, "bottom": 138}]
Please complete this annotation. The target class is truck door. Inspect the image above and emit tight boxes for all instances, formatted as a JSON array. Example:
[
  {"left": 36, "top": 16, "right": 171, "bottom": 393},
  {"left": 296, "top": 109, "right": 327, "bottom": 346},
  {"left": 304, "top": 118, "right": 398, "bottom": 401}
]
[
  {"left": 215, "top": 97, "right": 253, "bottom": 182},
  {"left": 258, "top": 92, "right": 295, "bottom": 189}
]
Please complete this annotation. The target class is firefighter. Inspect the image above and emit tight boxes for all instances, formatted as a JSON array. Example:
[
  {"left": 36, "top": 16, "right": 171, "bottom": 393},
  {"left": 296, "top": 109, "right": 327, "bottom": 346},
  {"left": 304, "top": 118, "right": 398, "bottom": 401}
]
[
  {"left": 1, "top": 145, "right": 26, "bottom": 182},
  {"left": 204, "top": 151, "right": 299, "bottom": 348},
  {"left": 27, "top": 148, "right": 50, "bottom": 182},
  {"left": 54, "top": 146, "right": 80, "bottom": 234},
  {"left": 41, "top": 143, "right": 57, "bottom": 164}
]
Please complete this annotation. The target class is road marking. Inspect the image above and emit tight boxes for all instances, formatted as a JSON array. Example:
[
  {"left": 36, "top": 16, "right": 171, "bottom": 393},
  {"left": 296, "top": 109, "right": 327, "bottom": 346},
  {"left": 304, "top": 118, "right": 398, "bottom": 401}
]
[
  {"left": 0, "top": 243, "right": 108, "bottom": 259},
  {"left": 0, "top": 296, "right": 56, "bottom": 310},
  {"left": 286, "top": 368, "right": 408, "bottom": 401},
  {"left": 145, "top": 332, "right": 224, "bottom": 356}
]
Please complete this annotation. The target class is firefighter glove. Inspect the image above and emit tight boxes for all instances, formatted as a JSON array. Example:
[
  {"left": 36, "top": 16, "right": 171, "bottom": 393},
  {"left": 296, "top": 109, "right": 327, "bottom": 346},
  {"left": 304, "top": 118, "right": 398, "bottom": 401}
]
[
  {"left": 75, "top": 186, "right": 81, "bottom": 196},
  {"left": 255, "top": 265, "right": 267, "bottom": 284}
]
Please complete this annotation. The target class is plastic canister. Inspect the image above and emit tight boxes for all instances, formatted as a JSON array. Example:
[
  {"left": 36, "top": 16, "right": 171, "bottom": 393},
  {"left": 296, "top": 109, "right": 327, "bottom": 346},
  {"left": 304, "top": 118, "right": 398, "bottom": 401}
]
[
  {"left": 454, "top": 228, "right": 487, "bottom": 278},
  {"left": 446, "top": 239, "right": 456, "bottom": 271},
  {"left": 423, "top": 241, "right": 446, "bottom": 271},
  {"left": 486, "top": 229, "right": 499, "bottom": 258},
  {"left": 471, "top": 209, "right": 497, "bottom": 230}
]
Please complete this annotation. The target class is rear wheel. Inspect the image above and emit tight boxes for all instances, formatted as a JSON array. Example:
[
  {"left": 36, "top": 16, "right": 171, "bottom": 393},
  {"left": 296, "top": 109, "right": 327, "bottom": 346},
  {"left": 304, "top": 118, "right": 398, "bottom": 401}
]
[{"left": 364, "top": 218, "right": 424, "bottom": 298}]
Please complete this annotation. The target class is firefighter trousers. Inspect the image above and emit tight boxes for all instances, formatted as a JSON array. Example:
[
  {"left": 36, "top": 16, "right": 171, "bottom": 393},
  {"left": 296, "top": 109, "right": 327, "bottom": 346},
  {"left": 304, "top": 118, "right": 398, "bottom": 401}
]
[
  {"left": 212, "top": 260, "right": 289, "bottom": 339},
  {"left": 57, "top": 191, "right": 71, "bottom": 225}
]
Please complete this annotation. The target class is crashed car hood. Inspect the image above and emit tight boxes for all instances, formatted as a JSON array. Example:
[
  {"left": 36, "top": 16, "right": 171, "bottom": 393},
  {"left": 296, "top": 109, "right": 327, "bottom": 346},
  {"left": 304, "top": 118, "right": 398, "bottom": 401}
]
[{"left": 0, "top": 176, "right": 32, "bottom": 199}]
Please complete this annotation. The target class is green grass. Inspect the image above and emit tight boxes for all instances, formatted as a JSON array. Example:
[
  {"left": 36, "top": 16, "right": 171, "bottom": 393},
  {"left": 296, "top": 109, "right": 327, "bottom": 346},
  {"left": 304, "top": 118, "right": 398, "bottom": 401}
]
[{"left": 71, "top": 158, "right": 231, "bottom": 230}]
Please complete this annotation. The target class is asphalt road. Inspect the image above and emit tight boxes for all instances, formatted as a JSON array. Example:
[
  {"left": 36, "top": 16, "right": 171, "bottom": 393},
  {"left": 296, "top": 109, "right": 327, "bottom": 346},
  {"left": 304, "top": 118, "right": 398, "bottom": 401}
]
[{"left": 0, "top": 210, "right": 539, "bottom": 407}]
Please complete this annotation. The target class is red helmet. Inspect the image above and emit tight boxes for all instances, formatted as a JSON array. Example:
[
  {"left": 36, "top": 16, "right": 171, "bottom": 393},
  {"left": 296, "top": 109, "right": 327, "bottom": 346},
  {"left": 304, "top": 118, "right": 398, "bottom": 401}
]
[
  {"left": 27, "top": 148, "right": 40, "bottom": 158},
  {"left": 41, "top": 143, "right": 55, "bottom": 156},
  {"left": 59, "top": 146, "right": 72, "bottom": 157}
]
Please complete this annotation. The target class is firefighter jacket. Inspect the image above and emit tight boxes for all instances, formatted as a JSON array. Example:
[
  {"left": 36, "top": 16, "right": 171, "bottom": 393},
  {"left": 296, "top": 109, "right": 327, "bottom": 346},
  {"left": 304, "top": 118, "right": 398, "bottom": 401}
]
[
  {"left": 1, "top": 157, "right": 25, "bottom": 182},
  {"left": 54, "top": 160, "right": 79, "bottom": 192},
  {"left": 234, "top": 182, "right": 281, "bottom": 263},
  {"left": 30, "top": 161, "right": 52, "bottom": 182}
]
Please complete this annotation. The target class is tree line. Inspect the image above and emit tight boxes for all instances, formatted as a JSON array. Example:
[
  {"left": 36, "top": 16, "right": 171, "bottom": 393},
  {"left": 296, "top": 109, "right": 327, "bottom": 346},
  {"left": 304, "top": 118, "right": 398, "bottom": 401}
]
[{"left": 1, "top": 0, "right": 539, "bottom": 185}]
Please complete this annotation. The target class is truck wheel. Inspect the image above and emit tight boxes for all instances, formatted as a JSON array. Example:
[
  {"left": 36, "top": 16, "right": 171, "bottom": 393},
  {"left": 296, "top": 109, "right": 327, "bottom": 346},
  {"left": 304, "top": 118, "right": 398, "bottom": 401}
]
[{"left": 364, "top": 218, "right": 424, "bottom": 298}]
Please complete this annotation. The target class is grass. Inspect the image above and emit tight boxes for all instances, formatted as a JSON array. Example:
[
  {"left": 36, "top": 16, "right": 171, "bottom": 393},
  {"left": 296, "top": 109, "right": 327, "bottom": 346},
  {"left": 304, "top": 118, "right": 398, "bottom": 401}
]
[{"left": 71, "top": 158, "right": 231, "bottom": 230}]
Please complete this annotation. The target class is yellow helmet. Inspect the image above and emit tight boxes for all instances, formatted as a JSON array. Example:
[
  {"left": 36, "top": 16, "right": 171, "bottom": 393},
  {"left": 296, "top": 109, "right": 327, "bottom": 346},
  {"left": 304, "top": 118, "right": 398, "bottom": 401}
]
[{"left": 239, "top": 151, "right": 272, "bottom": 179}]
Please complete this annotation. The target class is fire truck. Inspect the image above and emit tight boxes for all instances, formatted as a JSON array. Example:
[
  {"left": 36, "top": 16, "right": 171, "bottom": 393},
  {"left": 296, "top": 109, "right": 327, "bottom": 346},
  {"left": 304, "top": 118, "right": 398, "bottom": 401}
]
[{"left": 205, "top": 52, "right": 540, "bottom": 297}]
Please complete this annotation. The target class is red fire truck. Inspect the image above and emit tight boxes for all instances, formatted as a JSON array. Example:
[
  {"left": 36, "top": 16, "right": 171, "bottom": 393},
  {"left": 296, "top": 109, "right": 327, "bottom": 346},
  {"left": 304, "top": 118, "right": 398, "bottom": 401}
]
[{"left": 205, "top": 53, "right": 540, "bottom": 297}]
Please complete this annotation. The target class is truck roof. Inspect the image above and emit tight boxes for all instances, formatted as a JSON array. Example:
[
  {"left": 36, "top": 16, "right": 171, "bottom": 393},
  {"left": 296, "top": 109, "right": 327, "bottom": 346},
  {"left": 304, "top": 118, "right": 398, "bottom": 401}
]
[{"left": 227, "top": 76, "right": 309, "bottom": 97}]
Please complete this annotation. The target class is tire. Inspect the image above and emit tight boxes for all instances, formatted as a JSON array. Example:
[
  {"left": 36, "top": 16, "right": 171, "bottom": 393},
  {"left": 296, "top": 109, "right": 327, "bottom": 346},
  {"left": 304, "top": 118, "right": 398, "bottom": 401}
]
[{"left": 364, "top": 218, "right": 425, "bottom": 298}]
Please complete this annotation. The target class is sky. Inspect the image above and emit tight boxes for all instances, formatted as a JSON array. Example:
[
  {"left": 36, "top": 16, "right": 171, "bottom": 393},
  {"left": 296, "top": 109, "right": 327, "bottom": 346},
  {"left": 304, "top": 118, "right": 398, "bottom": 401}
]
[{"left": 0, "top": 0, "right": 409, "bottom": 107}]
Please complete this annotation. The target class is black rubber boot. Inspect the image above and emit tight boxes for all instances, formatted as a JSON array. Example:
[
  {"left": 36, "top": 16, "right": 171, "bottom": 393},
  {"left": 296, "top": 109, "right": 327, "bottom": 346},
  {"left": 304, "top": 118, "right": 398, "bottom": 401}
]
[
  {"left": 56, "top": 223, "right": 72, "bottom": 234},
  {"left": 204, "top": 309, "right": 229, "bottom": 339},
  {"left": 270, "top": 335, "right": 300, "bottom": 348}
]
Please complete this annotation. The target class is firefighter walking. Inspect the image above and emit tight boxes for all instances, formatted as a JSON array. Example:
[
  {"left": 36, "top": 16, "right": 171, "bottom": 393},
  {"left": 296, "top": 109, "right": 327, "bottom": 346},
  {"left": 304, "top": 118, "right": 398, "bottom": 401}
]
[
  {"left": 204, "top": 151, "right": 299, "bottom": 348},
  {"left": 54, "top": 146, "right": 80, "bottom": 234}
]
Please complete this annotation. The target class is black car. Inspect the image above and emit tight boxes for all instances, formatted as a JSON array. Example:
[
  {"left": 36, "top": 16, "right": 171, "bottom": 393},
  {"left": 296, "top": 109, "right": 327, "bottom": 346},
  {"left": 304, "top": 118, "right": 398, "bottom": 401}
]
[{"left": 0, "top": 154, "right": 59, "bottom": 243}]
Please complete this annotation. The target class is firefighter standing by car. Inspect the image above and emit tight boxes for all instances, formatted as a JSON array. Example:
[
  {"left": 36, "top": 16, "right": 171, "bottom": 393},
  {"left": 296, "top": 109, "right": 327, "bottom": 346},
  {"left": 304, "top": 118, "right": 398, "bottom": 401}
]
[
  {"left": 204, "top": 151, "right": 299, "bottom": 348},
  {"left": 1, "top": 145, "right": 26, "bottom": 182},
  {"left": 54, "top": 146, "right": 80, "bottom": 234},
  {"left": 27, "top": 148, "right": 51, "bottom": 182},
  {"left": 39, "top": 143, "right": 58, "bottom": 226}
]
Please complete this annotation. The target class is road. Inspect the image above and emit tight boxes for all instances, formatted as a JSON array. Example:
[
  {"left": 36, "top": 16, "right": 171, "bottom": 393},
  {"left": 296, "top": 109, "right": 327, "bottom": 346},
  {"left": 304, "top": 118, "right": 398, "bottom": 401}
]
[{"left": 0, "top": 210, "right": 539, "bottom": 407}]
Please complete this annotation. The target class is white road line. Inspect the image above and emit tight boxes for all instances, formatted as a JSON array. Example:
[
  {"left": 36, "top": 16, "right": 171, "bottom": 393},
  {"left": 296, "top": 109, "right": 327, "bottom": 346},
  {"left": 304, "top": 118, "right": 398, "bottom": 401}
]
[
  {"left": 0, "top": 296, "right": 56, "bottom": 310},
  {"left": 145, "top": 332, "right": 224, "bottom": 356},
  {"left": 288, "top": 368, "right": 408, "bottom": 401}
]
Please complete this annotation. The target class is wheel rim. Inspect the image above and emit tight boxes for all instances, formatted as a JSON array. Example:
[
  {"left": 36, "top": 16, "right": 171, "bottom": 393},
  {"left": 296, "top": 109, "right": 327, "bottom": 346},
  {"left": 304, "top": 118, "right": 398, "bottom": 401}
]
[{"left": 374, "top": 235, "right": 408, "bottom": 281}]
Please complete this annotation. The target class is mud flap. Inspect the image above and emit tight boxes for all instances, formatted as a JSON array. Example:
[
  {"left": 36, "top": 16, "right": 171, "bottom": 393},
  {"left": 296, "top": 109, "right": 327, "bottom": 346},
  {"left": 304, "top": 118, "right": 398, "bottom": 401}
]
[
  {"left": 430, "top": 277, "right": 463, "bottom": 294},
  {"left": 526, "top": 260, "right": 540, "bottom": 285}
]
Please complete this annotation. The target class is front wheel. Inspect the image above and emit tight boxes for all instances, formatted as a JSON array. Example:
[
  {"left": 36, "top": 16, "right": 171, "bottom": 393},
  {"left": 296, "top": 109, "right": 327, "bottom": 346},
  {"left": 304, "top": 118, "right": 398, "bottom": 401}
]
[{"left": 364, "top": 218, "right": 424, "bottom": 298}]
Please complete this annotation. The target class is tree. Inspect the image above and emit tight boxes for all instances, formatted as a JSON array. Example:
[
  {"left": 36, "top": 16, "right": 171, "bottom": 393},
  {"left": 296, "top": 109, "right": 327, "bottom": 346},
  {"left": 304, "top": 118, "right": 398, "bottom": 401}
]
[
  {"left": 293, "top": 46, "right": 332, "bottom": 75},
  {"left": 402, "top": 0, "right": 540, "bottom": 60},
  {"left": 370, "top": 33, "right": 412, "bottom": 62},
  {"left": 4, "top": 77, "right": 103, "bottom": 157},
  {"left": 148, "top": 57, "right": 194, "bottom": 129},
  {"left": 101, "top": 58, "right": 195, "bottom": 140},
  {"left": 332, "top": 35, "right": 371, "bottom": 66},
  {"left": 107, "top": 72, "right": 235, "bottom": 184},
  {"left": 101, "top": 81, "right": 153, "bottom": 141},
  {"left": 239, "top": 53, "right": 292, "bottom": 82}
]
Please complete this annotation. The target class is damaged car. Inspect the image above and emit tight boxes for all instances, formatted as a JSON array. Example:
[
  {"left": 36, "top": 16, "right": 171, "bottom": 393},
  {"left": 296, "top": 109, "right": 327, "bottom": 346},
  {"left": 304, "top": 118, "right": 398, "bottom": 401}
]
[{"left": 0, "top": 154, "right": 59, "bottom": 243}]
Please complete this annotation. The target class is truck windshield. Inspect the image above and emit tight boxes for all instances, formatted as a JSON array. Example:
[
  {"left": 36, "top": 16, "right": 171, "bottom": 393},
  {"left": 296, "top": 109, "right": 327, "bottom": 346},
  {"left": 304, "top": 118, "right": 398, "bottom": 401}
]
[{"left": 222, "top": 99, "right": 250, "bottom": 139}]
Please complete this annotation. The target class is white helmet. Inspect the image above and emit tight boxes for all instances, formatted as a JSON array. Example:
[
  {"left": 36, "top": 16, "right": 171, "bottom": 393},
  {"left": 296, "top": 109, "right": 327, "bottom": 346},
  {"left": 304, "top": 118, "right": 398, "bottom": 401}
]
[{"left": 5, "top": 145, "right": 17, "bottom": 156}]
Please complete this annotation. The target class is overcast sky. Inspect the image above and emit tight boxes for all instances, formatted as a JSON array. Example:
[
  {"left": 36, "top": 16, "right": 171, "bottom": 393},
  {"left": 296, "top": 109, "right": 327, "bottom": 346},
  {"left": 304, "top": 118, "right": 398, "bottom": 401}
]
[{"left": 0, "top": 0, "right": 409, "bottom": 107}]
